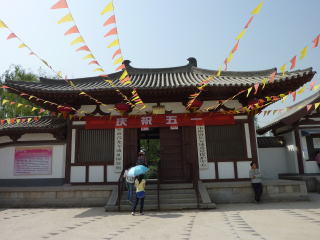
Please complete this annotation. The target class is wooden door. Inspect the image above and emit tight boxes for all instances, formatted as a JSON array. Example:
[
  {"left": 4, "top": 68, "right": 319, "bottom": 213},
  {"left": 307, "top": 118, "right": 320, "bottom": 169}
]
[
  {"left": 123, "top": 128, "right": 138, "bottom": 168},
  {"left": 160, "top": 128, "right": 186, "bottom": 181}
]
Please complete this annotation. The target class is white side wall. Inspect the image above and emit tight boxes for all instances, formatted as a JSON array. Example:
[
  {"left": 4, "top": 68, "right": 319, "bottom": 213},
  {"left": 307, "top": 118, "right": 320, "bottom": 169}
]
[
  {"left": 282, "top": 131, "right": 299, "bottom": 173},
  {"left": 258, "top": 148, "right": 288, "bottom": 179}
]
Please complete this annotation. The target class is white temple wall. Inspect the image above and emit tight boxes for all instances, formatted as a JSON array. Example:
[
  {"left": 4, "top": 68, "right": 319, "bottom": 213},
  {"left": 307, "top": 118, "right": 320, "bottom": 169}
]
[{"left": 281, "top": 131, "right": 299, "bottom": 173}]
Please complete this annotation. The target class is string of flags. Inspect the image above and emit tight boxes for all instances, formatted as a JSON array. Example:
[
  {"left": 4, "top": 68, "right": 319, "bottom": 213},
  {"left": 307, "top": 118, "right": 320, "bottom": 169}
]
[{"left": 0, "top": 116, "right": 42, "bottom": 126}]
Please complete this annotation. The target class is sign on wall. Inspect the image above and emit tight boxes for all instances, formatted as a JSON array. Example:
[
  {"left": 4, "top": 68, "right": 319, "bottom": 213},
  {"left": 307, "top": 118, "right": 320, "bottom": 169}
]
[
  {"left": 196, "top": 126, "right": 208, "bottom": 169},
  {"left": 114, "top": 128, "right": 124, "bottom": 173},
  {"left": 14, "top": 147, "right": 52, "bottom": 176}
]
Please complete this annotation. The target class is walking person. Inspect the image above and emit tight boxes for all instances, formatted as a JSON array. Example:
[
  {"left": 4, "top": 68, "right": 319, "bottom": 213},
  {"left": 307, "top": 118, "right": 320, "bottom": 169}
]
[
  {"left": 136, "top": 151, "right": 147, "bottom": 166},
  {"left": 131, "top": 174, "right": 146, "bottom": 215},
  {"left": 249, "top": 161, "right": 263, "bottom": 203},
  {"left": 123, "top": 166, "right": 135, "bottom": 203}
]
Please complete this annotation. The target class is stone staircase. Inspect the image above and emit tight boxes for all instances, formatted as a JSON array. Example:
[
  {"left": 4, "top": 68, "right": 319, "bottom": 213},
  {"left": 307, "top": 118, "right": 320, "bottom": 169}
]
[{"left": 110, "top": 183, "right": 216, "bottom": 211}]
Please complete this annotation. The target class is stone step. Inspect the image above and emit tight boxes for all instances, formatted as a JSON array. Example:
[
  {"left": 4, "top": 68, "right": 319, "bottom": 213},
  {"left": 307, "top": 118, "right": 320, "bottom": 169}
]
[
  {"left": 160, "top": 198, "right": 197, "bottom": 204},
  {"left": 160, "top": 203, "right": 198, "bottom": 210}
]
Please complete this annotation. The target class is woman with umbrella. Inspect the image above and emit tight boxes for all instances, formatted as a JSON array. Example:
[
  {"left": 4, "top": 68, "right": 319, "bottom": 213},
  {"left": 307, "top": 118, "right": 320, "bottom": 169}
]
[{"left": 131, "top": 174, "right": 146, "bottom": 215}]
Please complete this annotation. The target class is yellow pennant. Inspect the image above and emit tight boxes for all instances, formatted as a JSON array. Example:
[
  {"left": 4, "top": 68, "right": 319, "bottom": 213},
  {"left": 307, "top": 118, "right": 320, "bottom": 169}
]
[
  {"left": 314, "top": 84, "right": 320, "bottom": 90},
  {"left": 246, "top": 87, "right": 253, "bottom": 97},
  {"left": 280, "top": 64, "right": 286, "bottom": 76},
  {"left": 83, "top": 54, "right": 94, "bottom": 59},
  {"left": 261, "top": 78, "right": 268, "bottom": 89},
  {"left": 297, "top": 86, "right": 306, "bottom": 94},
  {"left": 58, "top": 13, "right": 73, "bottom": 24},
  {"left": 68, "top": 81, "right": 75, "bottom": 87},
  {"left": 227, "top": 52, "right": 233, "bottom": 63},
  {"left": 251, "top": 1, "right": 264, "bottom": 15},
  {"left": 16, "top": 119, "right": 21, "bottom": 124},
  {"left": 216, "top": 66, "right": 222, "bottom": 77},
  {"left": 27, "top": 118, "right": 32, "bottom": 123},
  {"left": 17, "top": 103, "right": 23, "bottom": 108},
  {"left": 0, "top": 20, "right": 8, "bottom": 28},
  {"left": 93, "top": 68, "right": 104, "bottom": 72},
  {"left": 236, "top": 29, "right": 246, "bottom": 40},
  {"left": 119, "top": 70, "right": 128, "bottom": 80},
  {"left": 101, "top": 1, "right": 114, "bottom": 15},
  {"left": 315, "top": 102, "right": 320, "bottom": 110},
  {"left": 114, "top": 56, "right": 123, "bottom": 65},
  {"left": 107, "top": 39, "right": 119, "bottom": 48},
  {"left": 2, "top": 99, "right": 9, "bottom": 105},
  {"left": 79, "top": 92, "right": 86, "bottom": 95},
  {"left": 57, "top": 71, "right": 62, "bottom": 79},
  {"left": 31, "top": 107, "right": 38, "bottom": 112},
  {"left": 281, "top": 95, "right": 288, "bottom": 103},
  {"left": 71, "top": 36, "right": 84, "bottom": 45},
  {"left": 300, "top": 46, "right": 308, "bottom": 60},
  {"left": 18, "top": 43, "right": 27, "bottom": 48},
  {"left": 265, "top": 96, "right": 271, "bottom": 101}
]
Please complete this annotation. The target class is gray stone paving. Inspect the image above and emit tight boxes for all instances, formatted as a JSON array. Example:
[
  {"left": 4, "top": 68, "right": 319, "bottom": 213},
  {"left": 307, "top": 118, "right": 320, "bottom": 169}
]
[{"left": 0, "top": 194, "right": 320, "bottom": 240}]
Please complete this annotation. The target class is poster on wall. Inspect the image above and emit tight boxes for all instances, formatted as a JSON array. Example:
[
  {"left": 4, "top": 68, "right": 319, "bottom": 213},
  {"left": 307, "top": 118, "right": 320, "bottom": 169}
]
[
  {"left": 14, "top": 147, "right": 52, "bottom": 176},
  {"left": 313, "top": 138, "right": 320, "bottom": 149},
  {"left": 196, "top": 125, "right": 209, "bottom": 169},
  {"left": 114, "top": 128, "right": 123, "bottom": 173}
]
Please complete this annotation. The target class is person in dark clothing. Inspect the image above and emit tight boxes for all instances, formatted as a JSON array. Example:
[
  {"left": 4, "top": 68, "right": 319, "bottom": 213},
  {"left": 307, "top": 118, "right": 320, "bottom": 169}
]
[
  {"left": 249, "top": 162, "right": 263, "bottom": 203},
  {"left": 136, "top": 151, "right": 147, "bottom": 166}
]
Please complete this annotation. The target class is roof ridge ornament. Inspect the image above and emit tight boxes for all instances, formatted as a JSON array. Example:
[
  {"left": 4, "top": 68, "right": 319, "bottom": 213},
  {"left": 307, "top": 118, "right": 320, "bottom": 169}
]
[{"left": 187, "top": 57, "right": 197, "bottom": 67}]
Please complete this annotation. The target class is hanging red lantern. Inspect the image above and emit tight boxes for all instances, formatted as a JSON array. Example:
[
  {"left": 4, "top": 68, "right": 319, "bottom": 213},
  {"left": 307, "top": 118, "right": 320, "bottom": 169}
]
[
  {"left": 57, "top": 105, "right": 73, "bottom": 118},
  {"left": 187, "top": 99, "right": 203, "bottom": 112},
  {"left": 115, "top": 103, "right": 132, "bottom": 115}
]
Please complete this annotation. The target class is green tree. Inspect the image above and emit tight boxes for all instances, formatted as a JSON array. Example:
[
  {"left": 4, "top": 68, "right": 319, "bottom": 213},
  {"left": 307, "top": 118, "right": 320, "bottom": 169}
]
[{"left": 0, "top": 65, "right": 49, "bottom": 119}]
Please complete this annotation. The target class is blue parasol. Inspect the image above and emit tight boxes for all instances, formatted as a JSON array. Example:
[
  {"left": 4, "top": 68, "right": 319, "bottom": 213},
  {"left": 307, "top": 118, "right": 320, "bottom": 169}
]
[{"left": 127, "top": 165, "right": 149, "bottom": 177}]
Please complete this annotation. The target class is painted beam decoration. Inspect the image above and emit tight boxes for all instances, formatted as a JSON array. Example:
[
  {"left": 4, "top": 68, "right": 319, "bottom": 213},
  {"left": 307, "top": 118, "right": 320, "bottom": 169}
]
[
  {"left": 196, "top": 126, "right": 208, "bottom": 169},
  {"left": 114, "top": 128, "right": 124, "bottom": 173},
  {"left": 85, "top": 113, "right": 235, "bottom": 129}
]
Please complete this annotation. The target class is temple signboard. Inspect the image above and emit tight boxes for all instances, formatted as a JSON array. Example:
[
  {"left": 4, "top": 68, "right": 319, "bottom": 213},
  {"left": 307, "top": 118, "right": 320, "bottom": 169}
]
[
  {"left": 196, "top": 126, "right": 208, "bottom": 169},
  {"left": 114, "top": 128, "right": 124, "bottom": 173}
]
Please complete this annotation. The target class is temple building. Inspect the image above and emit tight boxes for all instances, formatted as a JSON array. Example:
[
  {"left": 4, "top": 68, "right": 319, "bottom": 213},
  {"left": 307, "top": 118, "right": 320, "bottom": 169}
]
[{"left": 0, "top": 58, "right": 315, "bottom": 208}]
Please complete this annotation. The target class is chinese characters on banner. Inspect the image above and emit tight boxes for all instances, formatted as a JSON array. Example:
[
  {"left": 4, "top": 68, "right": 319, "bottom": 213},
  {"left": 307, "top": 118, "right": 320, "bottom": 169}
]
[
  {"left": 114, "top": 128, "right": 123, "bottom": 173},
  {"left": 14, "top": 147, "right": 52, "bottom": 175},
  {"left": 85, "top": 113, "right": 234, "bottom": 129},
  {"left": 196, "top": 126, "right": 208, "bottom": 169}
]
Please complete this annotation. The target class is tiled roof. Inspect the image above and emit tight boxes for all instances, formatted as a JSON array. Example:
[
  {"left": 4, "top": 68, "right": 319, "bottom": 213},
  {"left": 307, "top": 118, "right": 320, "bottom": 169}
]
[
  {"left": 257, "top": 137, "right": 286, "bottom": 148},
  {"left": 5, "top": 58, "right": 314, "bottom": 93},
  {"left": 0, "top": 116, "right": 66, "bottom": 135}
]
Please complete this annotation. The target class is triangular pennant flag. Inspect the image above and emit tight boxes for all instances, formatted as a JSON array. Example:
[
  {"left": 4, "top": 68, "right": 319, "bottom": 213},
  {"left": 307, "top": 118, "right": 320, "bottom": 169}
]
[
  {"left": 314, "top": 84, "right": 320, "bottom": 90},
  {"left": 83, "top": 54, "right": 94, "bottom": 59},
  {"left": 76, "top": 45, "right": 90, "bottom": 52},
  {"left": 119, "top": 70, "right": 128, "bottom": 81},
  {"left": 216, "top": 67, "right": 222, "bottom": 77},
  {"left": 231, "top": 41, "right": 239, "bottom": 54},
  {"left": 51, "top": 0, "right": 68, "bottom": 9},
  {"left": 17, "top": 103, "right": 23, "bottom": 108},
  {"left": 7, "top": 33, "right": 17, "bottom": 40},
  {"left": 103, "top": 15, "right": 116, "bottom": 27},
  {"left": 0, "top": 20, "right": 8, "bottom": 28},
  {"left": 93, "top": 68, "right": 104, "bottom": 72},
  {"left": 291, "top": 91, "right": 297, "bottom": 101},
  {"left": 281, "top": 95, "right": 288, "bottom": 103},
  {"left": 112, "top": 49, "right": 122, "bottom": 59},
  {"left": 254, "top": 83, "right": 259, "bottom": 95},
  {"left": 246, "top": 87, "right": 253, "bottom": 97},
  {"left": 235, "top": 29, "right": 246, "bottom": 40},
  {"left": 27, "top": 118, "right": 32, "bottom": 123},
  {"left": 101, "top": 1, "right": 114, "bottom": 15},
  {"left": 310, "top": 81, "right": 316, "bottom": 90},
  {"left": 107, "top": 39, "right": 119, "bottom": 48},
  {"left": 2, "top": 99, "right": 9, "bottom": 105},
  {"left": 0, "top": 85, "right": 10, "bottom": 89},
  {"left": 299, "top": 46, "right": 308, "bottom": 60},
  {"left": 261, "top": 78, "right": 268, "bottom": 89},
  {"left": 290, "top": 56, "right": 297, "bottom": 70},
  {"left": 244, "top": 16, "right": 254, "bottom": 28},
  {"left": 16, "top": 119, "right": 21, "bottom": 124},
  {"left": 10, "top": 119, "right": 15, "bottom": 124},
  {"left": 113, "top": 56, "right": 123, "bottom": 65},
  {"left": 297, "top": 86, "right": 306, "bottom": 94},
  {"left": 312, "top": 34, "right": 320, "bottom": 48},
  {"left": 64, "top": 25, "right": 79, "bottom": 35},
  {"left": 269, "top": 71, "right": 276, "bottom": 83},
  {"left": 227, "top": 52, "right": 233, "bottom": 63},
  {"left": 315, "top": 102, "right": 320, "bottom": 110},
  {"left": 280, "top": 64, "right": 286, "bottom": 76},
  {"left": 224, "top": 58, "right": 228, "bottom": 71},
  {"left": 57, "top": 13, "right": 73, "bottom": 24},
  {"left": 70, "top": 36, "right": 84, "bottom": 45},
  {"left": 121, "top": 76, "right": 132, "bottom": 85},
  {"left": 307, "top": 104, "right": 313, "bottom": 112},
  {"left": 18, "top": 43, "right": 27, "bottom": 48},
  {"left": 251, "top": 1, "right": 264, "bottom": 15},
  {"left": 116, "top": 64, "right": 125, "bottom": 71},
  {"left": 265, "top": 96, "right": 271, "bottom": 101},
  {"left": 31, "top": 107, "right": 38, "bottom": 112},
  {"left": 79, "top": 92, "right": 86, "bottom": 95},
  {"left": 89, "top": 60, "right": 99, "bottom": 65},
  {"left": 104, "top": 27, "right": 118, "bottom": 37}
]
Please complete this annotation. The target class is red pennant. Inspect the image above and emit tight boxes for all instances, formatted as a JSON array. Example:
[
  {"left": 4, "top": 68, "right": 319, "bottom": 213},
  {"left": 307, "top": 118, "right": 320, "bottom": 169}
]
[
  {"left": 116, "top": 64, "right": 125, "bottom": 71},
  {"left": 64, "top": 25, "right": 79, "bottom": 36},
  {"left": 312, "top": 34, "right": 320, "bottom": 48},
  {"left": 0, "top": 120, "right": 5, "bottom": 125},
  {"left": 290, "top": 56, "right": 297, "bottom": 70},
  {"left": 51, "top": 0, "right": 68, "bottom": 9},
  {"left": 39, "top": 109, "right": 45, "bottom": 113},
  {"left": 244, "top": 16, "right": 254, "bottom": 29},
  {"left": 269, "top": 71, "right": 276, "bottom": 84},
  {"left": 120, "top": 76, "right": 131, "bottom": 84},
  {"left": 7, "top": 33, "right": 17, "bottom": 40},
  {"left": 89, "top": 60, "right": 99, "bottom": 65},
  {"left": 310, "top": 81, "right": 316, "bottom": 90},
  {"left": 103, "top": 15, "right": 116, "bottom": 27},
  {"left": 307, "top": 104, "right": 313, "bottom": 112},
  {"left": 21, "top": 118, "right": 26, "bottom": 123},
  {"left": 254, "top": 83, "right": 259, "bottom": 95},
  {"left": 291, "top": 91, "right": 297, "bottom": 101},
  {"left": 10, "top": 119, "right": 15, "bottom": 124},
  {"left": 112, "top": 49, "right": 122, "bottom": 59},
  {"left": 231, "top": 40, "right": 239, "bottom": 54},
  {"left": 104, "top": 27, "right": 118, "bottom": 37},
  {"left": 76, "top": 45, "right": 90, "bottom": 52}
]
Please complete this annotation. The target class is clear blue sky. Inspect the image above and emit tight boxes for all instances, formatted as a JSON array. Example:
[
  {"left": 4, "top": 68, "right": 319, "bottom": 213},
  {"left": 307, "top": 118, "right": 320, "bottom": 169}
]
[{"left": 0, "top": 0, "right": 319, "bottom": 126}]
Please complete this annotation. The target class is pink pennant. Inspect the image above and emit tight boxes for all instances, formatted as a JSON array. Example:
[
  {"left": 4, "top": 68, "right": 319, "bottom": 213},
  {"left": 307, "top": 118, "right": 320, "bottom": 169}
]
[
  {"left": 307, "top": 104, "right": 313, "bottom": 112},
  {"left": 103, "top": 15, "right": 116, "bottom": 27},
  {"left": 7, "top": 33, "right": 17, "bottom": 40},
  {"left": 89, "top": 60, "right": 99, "bottom": 65},
  {"left": 116, "top": 64, "right": 125, "bottom": 71},
  {"left": 291, "top": 91, "right": 297, "bottom": 101},
  {"left": 312, "top": 34, "right": 320, "bottom": 48},
  {"left": 269, "top": 71, "right": 276, "bottom": 84},
  {"left": 254, "top": 83, "right": 259, "bottom": 95},
  {"left": 0, "top": 85, "right": 10, "bottom": 89},
  {"left": 310, "top": 81, "right": 316, "bottom": 90},
  {"left": 64, "top": 25, "right": 79, "bottom": 36},
  {"left": 104, "top": 27, "right": 118, "bottom": 37},
  {"left": 112, "top": 49, "right": 122, "bottom": 59},
  {"left": 224, "top": 58, "right": 228, "bottom": 71},
  {"left": 231, "top": 40, "right": 239, "bottom": 54},
  {"left": 290, "top": 56, "right": 297, "bottom": 70},
  {"left": 51, "top": 0, "right": 68, "bottom": 9},
  {"left": 76, "top": 45, "right": 90, "bottom": 52},
  {"left": 244, "top": 16, "right": 254, "bottom": 29}
]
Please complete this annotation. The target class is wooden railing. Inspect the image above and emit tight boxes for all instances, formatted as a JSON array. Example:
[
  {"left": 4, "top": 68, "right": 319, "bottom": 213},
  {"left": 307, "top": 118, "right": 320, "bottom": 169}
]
[
  {"left": 117, "top": 167, "right": 127, "bottom": 212},
  {"left": 188, "top": 162, "right": 200, "bottom": 208}
]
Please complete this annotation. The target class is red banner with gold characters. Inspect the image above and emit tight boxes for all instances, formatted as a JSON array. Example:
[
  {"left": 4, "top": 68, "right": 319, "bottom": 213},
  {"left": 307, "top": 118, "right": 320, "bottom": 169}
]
[{"left": 85, "top": 113, "right": 235, "bottom": 129}]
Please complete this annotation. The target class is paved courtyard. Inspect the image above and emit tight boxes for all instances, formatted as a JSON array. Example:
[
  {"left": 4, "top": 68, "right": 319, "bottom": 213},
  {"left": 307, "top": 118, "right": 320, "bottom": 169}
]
[{"left": 1, "top": 194, "right": 320, "bottom": 240}]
